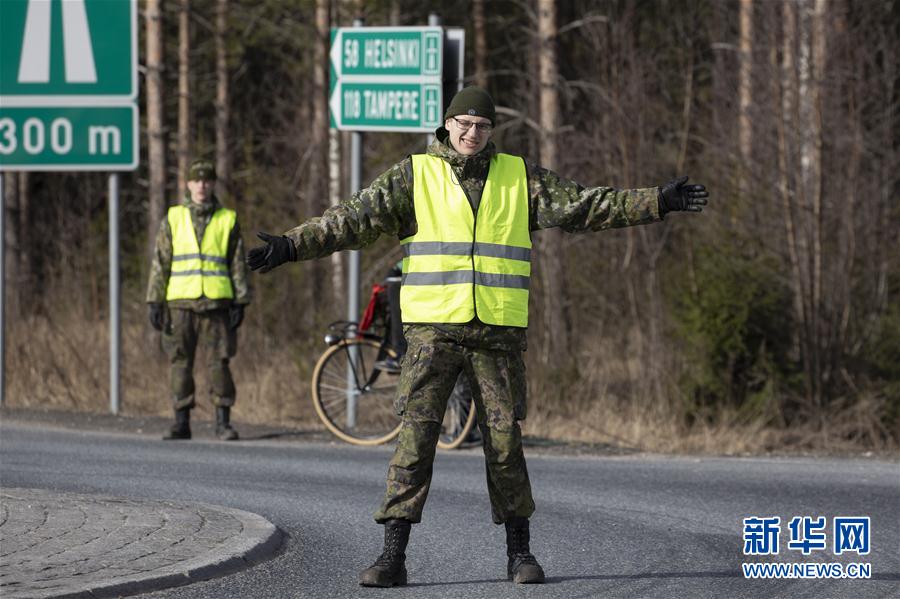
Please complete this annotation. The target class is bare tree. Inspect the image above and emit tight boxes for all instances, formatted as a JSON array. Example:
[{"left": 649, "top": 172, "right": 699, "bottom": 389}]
[
  {"left": 737, "top": 0, "right": 753, "bottom": 203},
  {"left": 215, "top": 0, "right": 231, "bottom": 195},
  {"left": 775, "top": 0, "right": 834, "bottom": 408},
  {"left": 535, "top": 0, "right": 572, "bottom": 370},
  {"left": 177, "top": 0, "right": 191, "bottom": 192},
  {"left": 389, "top": 0, "right": 401, "bottom": 25},
  {"left": 3, "top": 173, "right": 19, "bottom": 315},
  {"left": 329, "top": 128, "right": 344, "bottom": 300},
  {"left": 145, "top": 0, "right": 166, "bottom": 262},
  {"left": 775, "top": 0, "right": 810, "bottom": 402},
  {"left": 301, "top": 0, "right": 332, "bottom": 310},
  {"left": 473, "top": 0, "right": 488, "bottom": 88}
]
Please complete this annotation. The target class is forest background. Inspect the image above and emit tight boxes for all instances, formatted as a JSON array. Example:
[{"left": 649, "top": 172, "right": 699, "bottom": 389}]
[{"left": 3, "top": 0, "right": 897, "bottom": 454}]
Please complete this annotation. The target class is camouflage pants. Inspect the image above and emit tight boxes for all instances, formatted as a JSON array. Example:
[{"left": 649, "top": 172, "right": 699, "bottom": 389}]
[
  {"left": 374, "top": 326, "right": 535, "bottom": 525},
  {"left": 162, "top": 308, "right": 236, "bottom": 410}
]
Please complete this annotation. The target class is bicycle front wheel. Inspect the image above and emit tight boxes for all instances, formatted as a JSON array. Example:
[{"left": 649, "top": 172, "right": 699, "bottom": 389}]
[
  {"left": 437, "top": 375, "right": 477, "bottom": 450},
  {"left": 311, "top": 338, "right": 402, "bottom": 446}
]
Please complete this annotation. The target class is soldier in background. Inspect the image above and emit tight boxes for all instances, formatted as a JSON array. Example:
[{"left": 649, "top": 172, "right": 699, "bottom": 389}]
[
  {"left": 247, "top": 87, "right": 708, "bottom": 586},
  {"left": 147, "top": 159, "right": 251, "bottom": 441}
]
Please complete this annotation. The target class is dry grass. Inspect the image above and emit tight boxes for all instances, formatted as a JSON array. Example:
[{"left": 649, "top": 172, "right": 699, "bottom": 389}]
[
  {"left": 6, "top": 305, "right": 325, "bottom": 429},
  {"left": 6, "top": 306, "right": 895, "bottom": 455}
]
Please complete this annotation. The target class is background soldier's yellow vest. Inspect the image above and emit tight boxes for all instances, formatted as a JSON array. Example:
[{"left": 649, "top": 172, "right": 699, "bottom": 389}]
[
  {"left": 166, "top": 205, "right": 235, "bottom": 300},
  {"left": 401, "top": 153, "right": 531, "bottom": 327}
]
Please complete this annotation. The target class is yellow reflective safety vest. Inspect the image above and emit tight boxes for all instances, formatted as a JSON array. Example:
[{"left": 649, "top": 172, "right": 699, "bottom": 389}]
[
  {"left": 166, "top": 205, "right": 235, "bottom": 300},
  {"left": 401, "top": 153, "right": 531, "bottom": 327}
]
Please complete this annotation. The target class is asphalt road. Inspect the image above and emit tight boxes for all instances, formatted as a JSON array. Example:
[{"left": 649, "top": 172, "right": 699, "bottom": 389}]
[{"left": 1, "top": 419, "right": 898, "bottom": 599}]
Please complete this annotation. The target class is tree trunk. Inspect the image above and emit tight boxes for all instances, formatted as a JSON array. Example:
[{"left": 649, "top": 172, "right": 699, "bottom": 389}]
[
  {"left": 809, "top": 0, "right": 826, "bottom": 397},
  {"left": 796, "top": 0, "right": 826, "bottom": 406},
  {"left": 215, "top": 0, "right": 230, "bottom": 196},
  {"left": 17, "top": 173, "right": 30, "bottom": 304},
  {"left": 305, "top": 0, "right": 331, "bottom": 311},
  {"left": 536, "top": 0, "right": 571, "bottom": 371},
  {"left": 177, "top": 0, "right": 191, "bottom": 193},
  {"left": 738, "top": 0, "right": 753, "bottom": 209},
  {"left": 3, "top": 173, "right": 19, "bottom": 316},
  {"left": 776, "top": 0, "right": 814, "bottom": 406},
  {"left": 473, "top": 0, "right": 488, "bottom": 88},
  {"left": 145, "top": 0, "right": 166, "bottom": 263},
  {"left": 329, "top": 128, "right": 344, "bottom": 301},
  {"left": 389, "top": 0, "right": 400, "bottom": 25}
]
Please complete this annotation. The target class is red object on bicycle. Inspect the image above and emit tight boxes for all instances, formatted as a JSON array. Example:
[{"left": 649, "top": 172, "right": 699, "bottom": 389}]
[{"left": 359, "top": 284, "right": 386, "bottom": 332}]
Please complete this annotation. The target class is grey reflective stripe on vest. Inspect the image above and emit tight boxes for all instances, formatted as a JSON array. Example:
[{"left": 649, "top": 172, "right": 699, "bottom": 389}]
[
  {"left": 172, "top": 253, "right": 229, "bottom": 264},
  {"left": 402, "top": 241, "right": 472, "bottom": 257},
  {"left": 402, "top": 241, "right": 530, "bottom": 261},
  {"left": 169, "top": 270, "right": 230, "bottom": 277},
  {"left": 402, "top": 270, "right": 529, "bottom": 290},
  {"left": 474, "top": 242, "right": 530, "bottom": 262},
  {"left": 402, "top": 271, "right": 474, "bottom": 285},
  {"left": 475, "top": 272, "right": 530, "bottom": 290}
]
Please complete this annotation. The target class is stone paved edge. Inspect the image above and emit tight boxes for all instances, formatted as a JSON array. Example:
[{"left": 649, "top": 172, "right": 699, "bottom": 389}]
[
  {"left": 90, "top": 511, "right": 284, "bottom": 599},
  {"left": 0, "top": 488, "right": 284, "bottom": 599}
]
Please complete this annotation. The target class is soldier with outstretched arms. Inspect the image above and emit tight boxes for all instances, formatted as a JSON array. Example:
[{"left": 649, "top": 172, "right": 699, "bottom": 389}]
[{"left": 247, "top": 87, "right": 708, "bottom": 586}]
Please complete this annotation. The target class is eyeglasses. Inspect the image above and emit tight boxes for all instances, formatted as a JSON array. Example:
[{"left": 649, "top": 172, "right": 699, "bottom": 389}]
[{"left": 451, "top": 116, "right": 493, "bottom": 133}]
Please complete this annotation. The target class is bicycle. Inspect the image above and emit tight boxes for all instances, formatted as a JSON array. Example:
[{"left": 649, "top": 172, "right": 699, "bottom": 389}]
[{"left": 310, "top": 285, "right": 477, "bottom": 449}]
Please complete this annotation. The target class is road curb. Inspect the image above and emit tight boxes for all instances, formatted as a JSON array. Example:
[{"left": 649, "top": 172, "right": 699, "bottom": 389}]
[{"left": 0, "top": 488, "right": 284, "bottom": 599}]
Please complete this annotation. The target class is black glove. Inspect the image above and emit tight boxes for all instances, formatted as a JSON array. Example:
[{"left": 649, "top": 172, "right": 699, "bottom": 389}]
[
  {"left": 658, "top": 176, "right": 709, "bottom": 215},
  {"left": 149, "top": 303, "right": 165, "bottom": 331},
  {"left": 246, "top": 232, "right": 296, "bottom": 273},
  {"left": 229, "top": 304, "right": 245, "bottom": 330}
]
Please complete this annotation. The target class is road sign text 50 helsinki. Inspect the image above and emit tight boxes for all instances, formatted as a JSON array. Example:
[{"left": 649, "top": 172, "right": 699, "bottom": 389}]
[{"left": 0, "top": 0, "right": 138, "bottom": 171}]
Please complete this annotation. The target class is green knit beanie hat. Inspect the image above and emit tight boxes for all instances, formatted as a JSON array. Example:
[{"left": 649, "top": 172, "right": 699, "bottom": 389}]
[
  {"left": 188, "top": 159, "right": 216, "bottom": 181},
  {"left": 444, "top": 86, "right": 495, "bottom": 125}
]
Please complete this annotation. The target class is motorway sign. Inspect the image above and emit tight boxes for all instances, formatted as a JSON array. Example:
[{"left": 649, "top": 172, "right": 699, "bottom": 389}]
[
  {"left": 0, "top": 0, "right": 136, "bottom": 101},
  {"left": 330, "top": 26, "right": 443, "bottom": 132},
  {"left": 0, "top": 106, "right": 137, "bottom": 170},
  {"left": 0, "top": 0, "right": 138, "bottom": 171}
]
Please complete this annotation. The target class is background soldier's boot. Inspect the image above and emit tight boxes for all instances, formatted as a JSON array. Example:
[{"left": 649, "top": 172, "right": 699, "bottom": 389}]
[
  {"left": 215, "top": 407, "right": 239, "bottom": 441},
  {"left": 163, "top": 408, "right": 191, "bottom": 440},
  {"left": 505, "top": 517, "right": 545, "bottom": 584},
  {"left": 358, "top": 519, "right": 411, "bottom": 587}
]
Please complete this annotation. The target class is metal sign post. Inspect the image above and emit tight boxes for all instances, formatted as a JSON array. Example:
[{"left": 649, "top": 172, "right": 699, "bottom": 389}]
[
  {"left": 109, "top": 174, "right": 120, "bottom": 414},
  {"left": 345, "top": 18, "right": 364, "bottom": 429}
]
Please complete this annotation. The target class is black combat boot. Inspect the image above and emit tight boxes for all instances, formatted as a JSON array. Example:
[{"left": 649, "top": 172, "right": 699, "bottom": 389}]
[
  {"left": 505, "top": 517, "right": 545, "bottom": 584},
  {"left": 216, "top": 406, "right": 239, "bottom": 441},
  {"left": 163, "top": 408, "right": 191, "bottom": 440},
  {"left": 358, "top": 519, "right": 411, "bottom": 587}
]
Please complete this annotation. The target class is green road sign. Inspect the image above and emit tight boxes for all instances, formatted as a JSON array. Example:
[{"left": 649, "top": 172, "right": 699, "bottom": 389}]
[
  {"left": 0, "top": 106, "right": 137, "bottom": 170},
  {"left": 330, "top": 81, "right": 442, "bottom": 131},
  {"left": 331, "top": 27, "right": 442, "bottom": 78},
  {"left": 0, "top": 0, "right": 136, "bottom": 101},
  {"left": 0, "top": 0, "right": 138, "bottom": 171},
  {"left": 329, "top": 26, "right": 443, "bottom": 132}
]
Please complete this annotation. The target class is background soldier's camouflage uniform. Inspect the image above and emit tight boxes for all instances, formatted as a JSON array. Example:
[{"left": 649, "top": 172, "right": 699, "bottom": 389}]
[
  {"left": 146, "top": 194, "right": 251, "bottom": 409},
  {"left": 281, "top": 128, "right": 661, "bottom": 524}
]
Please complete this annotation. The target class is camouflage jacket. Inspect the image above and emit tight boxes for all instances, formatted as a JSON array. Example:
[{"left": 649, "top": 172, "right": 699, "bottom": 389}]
[
  {"left": 146, "top": 194, "right": 251, "bottom": 311},
  {"left": 283, "top": 128, "right": 661, "bottom": 350}
]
